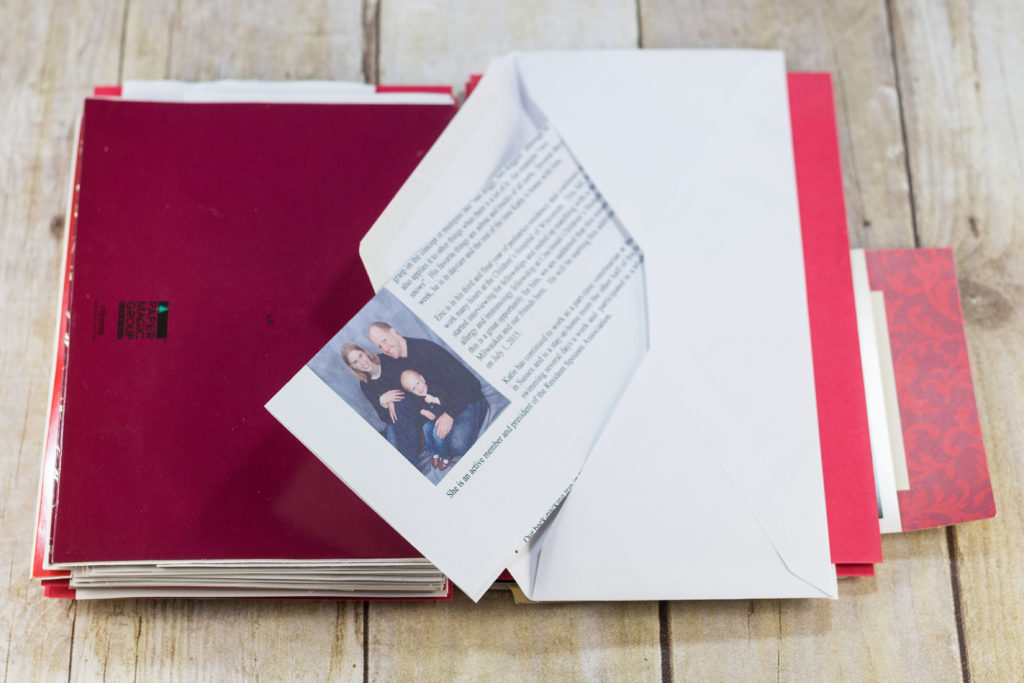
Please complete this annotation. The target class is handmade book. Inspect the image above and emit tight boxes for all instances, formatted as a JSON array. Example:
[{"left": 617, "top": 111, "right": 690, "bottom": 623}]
[
  {"left": 36, "top": 57, "right": 993, "bottom": 601},
  {"left": 37, "top": 89, "right": 457, "bottom": 598}
]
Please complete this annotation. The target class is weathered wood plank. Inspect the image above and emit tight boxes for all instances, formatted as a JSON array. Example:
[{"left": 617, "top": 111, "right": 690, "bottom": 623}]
[
  {"left": 890, "top": 0, "right": 1024, "bottom": 679},
  {"left": 70, "top": 599, "right": 363, "bottom": 682},
  {"left": 5, "top": 1, "right": 1021, "bottom": 679},
  {"left": 122, "top": 0, "right": 366, "bottom": 81},
  {"left": 378, "top": 0, "right": 638, "bottom": 89},
  {"left": 668, "top": 537, "right": 961, "bottom": 681},
  {"left": 667, "top": 600, "right": 780, "bottom": 679},
  {"left": 782, "top": 531, "right": 960, "bottom": 681},
  {"left": 639, "top": 1, "right": 964, "bottom": 679},
  {"left": 369, "top": 590, "right": 661, "bottom": 680},
  {"left": 0, "top": 0, "right": 123, "bottom": 681}
]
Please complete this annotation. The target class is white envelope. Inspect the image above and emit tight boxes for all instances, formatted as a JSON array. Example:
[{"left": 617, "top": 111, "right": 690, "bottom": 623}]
[{"left": 360, "top": 51, "right": 837, "bottom": 600}]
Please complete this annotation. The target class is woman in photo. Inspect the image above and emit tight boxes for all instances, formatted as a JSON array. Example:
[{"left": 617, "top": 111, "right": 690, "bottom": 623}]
[
  {"left": 342, "top": 341, "right": 433, "bottom": 465},
  {"left": 341, "top": 343, "right": 407, "bottom": 436}
]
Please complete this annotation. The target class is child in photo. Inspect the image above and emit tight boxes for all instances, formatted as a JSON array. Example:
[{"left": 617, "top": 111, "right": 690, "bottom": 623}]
[{"left": 400, "top": 369, "right": 451, "bottom": 471}]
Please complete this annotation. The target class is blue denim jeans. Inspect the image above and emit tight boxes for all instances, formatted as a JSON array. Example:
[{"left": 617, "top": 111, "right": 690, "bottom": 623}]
[
  {"left": 386, "top": 398, "right": 486, "bottom": 468},
  {"left": 422, "top": 421, "right": 449, "bottom": 460},
  {"left": 444, "top": 399, "right": 487, "bottom": 462},
  {"left": 384, "top": 396, "right": 427, "bottom": 466}
]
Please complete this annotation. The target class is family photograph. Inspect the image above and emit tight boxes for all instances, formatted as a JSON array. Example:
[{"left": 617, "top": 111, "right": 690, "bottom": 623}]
[{"left": 308, "top": 289, "right": 510, "bottom": 485}]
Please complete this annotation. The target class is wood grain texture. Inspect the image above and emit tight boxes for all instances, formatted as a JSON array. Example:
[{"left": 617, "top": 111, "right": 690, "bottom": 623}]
[
  {"left": 0, "top": 1, "right": 123, "bottom": 681},
  {"left": 2, "top": 0, "right": 1023, "bottom": 680},
  {"left": 890, "top": 0, "right": 1024, "bottom": 678},
  {"left": 369, "top": 590, "right": 661, "bottom": 680},
  {"left": 782, "top": 531, "right": 960, "bottom": 681},
  {"left": 378, "top": 0, "right": 638, "bottom": 89},
  {"left": 640, "top": 0, "right": 914, "bottom": 252},
  {"left": 122, "top": 0, "right": 366, "bottom": 81},
  {"left": 69, "top": 599, "right": 362, "bottom": 681},
  {"left": 667, "top": 531, "right": 962, "bottom": 681},
  {"left": 667, "top": 600, "right": 780, "bottom": 679}
]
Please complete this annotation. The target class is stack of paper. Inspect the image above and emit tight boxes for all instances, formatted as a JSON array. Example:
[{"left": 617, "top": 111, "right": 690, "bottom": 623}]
[
  {"left": 33, "top": 82, "right": 458, "bottom": 599},
  {"left": 34, "top": 51, "right": 995, "bottom": 602}
]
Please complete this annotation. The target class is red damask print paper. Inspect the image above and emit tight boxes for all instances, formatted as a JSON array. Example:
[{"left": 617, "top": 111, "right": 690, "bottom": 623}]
[{"left": 865, "top": 248, "right": 995, "bottom": 530}]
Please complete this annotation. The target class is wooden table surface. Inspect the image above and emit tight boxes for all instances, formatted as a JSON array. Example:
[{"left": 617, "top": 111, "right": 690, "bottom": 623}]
[{"left": 2, "top": 1, "right": 1022, "bottom": 680}]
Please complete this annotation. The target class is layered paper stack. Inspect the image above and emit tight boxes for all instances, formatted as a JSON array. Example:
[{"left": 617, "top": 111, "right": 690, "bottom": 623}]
[
  {"left": 34, "top": 52, "right": 994, "bottom": 601},
  {"left": 34, "top": 82, "right": 458, "bottom": 599}
]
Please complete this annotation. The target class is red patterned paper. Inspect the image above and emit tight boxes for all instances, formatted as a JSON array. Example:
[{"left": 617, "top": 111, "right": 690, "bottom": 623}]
[{"left": 865, "top": 248, "right": 995, "bottom": 530}]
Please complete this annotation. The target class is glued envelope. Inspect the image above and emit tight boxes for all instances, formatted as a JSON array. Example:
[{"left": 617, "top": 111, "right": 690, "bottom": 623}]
[{"left": 361, "top": 51, "right": 837, "bottom": 599}]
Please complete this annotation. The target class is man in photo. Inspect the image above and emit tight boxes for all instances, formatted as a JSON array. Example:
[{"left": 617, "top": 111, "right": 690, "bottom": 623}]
[{"left": 368, "top": 322, "right": 488, "bottom": 468}]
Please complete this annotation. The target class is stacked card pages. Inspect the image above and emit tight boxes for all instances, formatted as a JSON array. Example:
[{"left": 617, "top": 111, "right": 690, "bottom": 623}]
[
  {"left": 34, "top": 52, "right": 995, "bottom": 601},
  {"left": 34, "top": 81, "right": 458, "bottom": 599}
]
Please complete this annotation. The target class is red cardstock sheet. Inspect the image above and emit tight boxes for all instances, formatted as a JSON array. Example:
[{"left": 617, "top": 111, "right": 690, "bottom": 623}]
[
  {"left": 789, "top": 73, "right": 884, "bottom": 567},
  {"left": 865, "top": 248, "right": 995, "bottom": 530}
]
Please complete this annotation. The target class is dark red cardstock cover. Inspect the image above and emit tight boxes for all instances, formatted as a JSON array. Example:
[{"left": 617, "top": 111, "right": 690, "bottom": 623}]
[
  {"left": 50, "top": 98, "right": 455, "bottom": 564},
  {"left": 865, "top": 248, "right": 995, "bottom": 529}
]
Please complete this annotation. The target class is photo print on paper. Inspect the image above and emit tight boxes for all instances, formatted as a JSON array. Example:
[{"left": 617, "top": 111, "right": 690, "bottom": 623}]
[{"left": 307, "top": 289, "right": 510, "bottom": 485}]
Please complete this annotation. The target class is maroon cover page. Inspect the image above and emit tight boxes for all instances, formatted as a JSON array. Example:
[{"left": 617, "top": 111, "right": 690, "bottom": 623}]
[
  {"left": 51, "top": 98, "right": 454, "bottom": 563},
  {"left": 865, "top": 248, "right": 996, "bottom": 529}
]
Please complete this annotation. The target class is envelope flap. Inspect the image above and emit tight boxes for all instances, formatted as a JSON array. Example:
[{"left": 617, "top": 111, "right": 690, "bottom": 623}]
[
  {"left": 510, "top": 356, "right": 836, "bottom": 600},
  {"left": 361, "top": 55, "right": 541, "bottom": 290},
  {"left": 515, "top": 50, "right": 786, "bottom": 243}
]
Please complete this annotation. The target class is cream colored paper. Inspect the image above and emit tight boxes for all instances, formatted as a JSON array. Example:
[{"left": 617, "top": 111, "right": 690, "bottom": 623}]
[{"left": 872, "top": 291, "right": 910, "bottom": 491}]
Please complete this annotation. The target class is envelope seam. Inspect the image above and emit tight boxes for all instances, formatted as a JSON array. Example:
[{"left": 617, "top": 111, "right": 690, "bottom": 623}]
[
  {"left": 636, "top": 57, "right": 789, "bottom": 248},
  {"left": 660, "top": 379, "right": 835, "bottom": 597}
]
